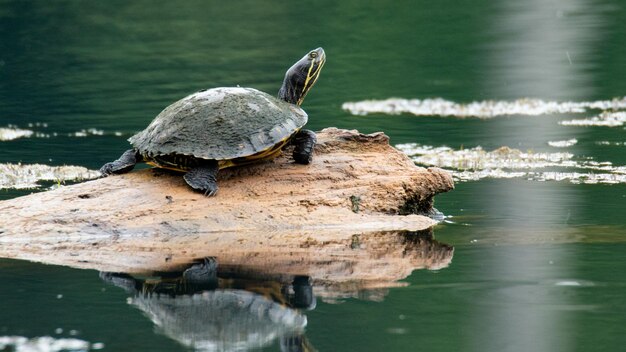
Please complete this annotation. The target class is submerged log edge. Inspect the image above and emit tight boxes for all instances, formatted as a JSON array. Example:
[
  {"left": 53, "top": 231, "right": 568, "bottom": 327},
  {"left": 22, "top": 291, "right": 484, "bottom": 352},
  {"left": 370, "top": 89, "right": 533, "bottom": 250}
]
[{"left": 0, "top": 128, "right": 454, "bottom": 276}]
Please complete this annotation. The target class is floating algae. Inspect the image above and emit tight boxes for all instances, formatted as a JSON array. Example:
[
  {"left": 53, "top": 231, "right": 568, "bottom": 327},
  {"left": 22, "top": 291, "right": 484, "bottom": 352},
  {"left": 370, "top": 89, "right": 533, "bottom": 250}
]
[
  {"left": 396, "top": 143, "right": 626, "bottom": 184},
  {"left": 342, "top": 97, "right": 626, "bottom": 119},
  {"left": 396, "top": 144, "right": 576, "bottom": 170},
  {"left": 0, "top": 127, "right": 34, "bottom": 141},
  {"left": 0, "top": 335, "right": 103, "bottom": 351},
  {"left": 1, "top": 124, "right": 126, "bottom": 141},
  {"left": 596, "top": 141, "right": 626, "bottom": 146},
  {"left": 547, "top": 139, "right": 578, "bottom": 148},
  {"left": 560, "top": 111, "right": 626, "bottom": 127},
  {"left": 0, "top": 163, "right": 100, "bottom": 190},
  {"left": 70, "top": 128, "right": 105, "bottom": 137}
]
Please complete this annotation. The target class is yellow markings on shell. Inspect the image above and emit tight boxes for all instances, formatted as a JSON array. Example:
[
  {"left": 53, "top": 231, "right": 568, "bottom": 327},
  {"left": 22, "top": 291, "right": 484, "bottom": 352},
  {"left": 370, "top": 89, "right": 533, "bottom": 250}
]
[
  {"left": 146, "top": 160, "right": 187, "bottom": 172},
  {"left": 221, "top": 129, "right": 298, "bottom": 169},
  {"left": 146, "top": 130, "right": 298, "bottom": 171}
]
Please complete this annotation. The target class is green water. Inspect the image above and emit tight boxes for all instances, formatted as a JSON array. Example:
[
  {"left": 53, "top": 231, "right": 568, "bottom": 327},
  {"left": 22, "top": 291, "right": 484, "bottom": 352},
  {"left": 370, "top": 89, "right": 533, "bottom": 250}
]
[{"left": 1, "top": 0, "right": 626, "bottom": 351}]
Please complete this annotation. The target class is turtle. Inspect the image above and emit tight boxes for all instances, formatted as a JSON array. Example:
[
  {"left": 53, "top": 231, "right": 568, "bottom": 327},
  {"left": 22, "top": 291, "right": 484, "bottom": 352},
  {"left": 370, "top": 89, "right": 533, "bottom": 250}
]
[{"left": 99, "top": 47, "right": 326, "bottom": 196}]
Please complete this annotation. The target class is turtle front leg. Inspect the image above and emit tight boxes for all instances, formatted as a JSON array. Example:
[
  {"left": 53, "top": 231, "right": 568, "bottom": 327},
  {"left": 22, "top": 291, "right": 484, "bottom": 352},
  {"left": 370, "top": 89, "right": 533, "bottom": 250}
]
[
  {"left": 183, "top": 160, "right": 219, "bottom": 196},
  {"left": 99, "top": 272, "right": 140, "bottom": 293},
  {"left": 99, "top": 149, "right": 141, "bottom": 176},
  {"left": 292, "top": 129, "right": 317, "bottom": 165},
  {"left": 182, "top": 257, "right": 219, "bottom": 290}
]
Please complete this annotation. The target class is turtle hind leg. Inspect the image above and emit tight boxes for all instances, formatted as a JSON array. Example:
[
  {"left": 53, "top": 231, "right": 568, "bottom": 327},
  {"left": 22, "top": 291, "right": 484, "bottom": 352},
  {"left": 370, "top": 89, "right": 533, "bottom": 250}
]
[
  {"left": 100, "top": 149, "right": 141, "bottom": 176},
  {"left": 292, "top": 129, "right": 317, "bottom": 165},
  {"left": 183, "top": 160, "right": 219, "bottom": 196}
]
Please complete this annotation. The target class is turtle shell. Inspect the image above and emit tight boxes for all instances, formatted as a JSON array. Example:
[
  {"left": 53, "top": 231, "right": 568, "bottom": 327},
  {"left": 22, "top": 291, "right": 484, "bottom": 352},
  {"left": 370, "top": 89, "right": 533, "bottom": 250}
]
[{"left": 129, "top": 87, "right": 308, "bottom": 160}]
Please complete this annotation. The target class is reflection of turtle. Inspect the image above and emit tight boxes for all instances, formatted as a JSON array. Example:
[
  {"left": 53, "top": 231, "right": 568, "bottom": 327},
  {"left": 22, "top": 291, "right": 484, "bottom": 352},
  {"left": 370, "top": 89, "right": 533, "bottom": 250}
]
[
  {"left": 100, "top": 48, "right": 326, "bottom": 196},
  {"left": 100, "top": 258, "right": 316, "bottom": 352}
]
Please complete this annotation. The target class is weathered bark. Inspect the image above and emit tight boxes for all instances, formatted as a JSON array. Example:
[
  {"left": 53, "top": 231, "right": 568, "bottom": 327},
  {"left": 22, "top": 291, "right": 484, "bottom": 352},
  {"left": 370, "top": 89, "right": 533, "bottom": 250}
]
[{"left": 0, "top": 128, "right": 454, "bottom": 289}]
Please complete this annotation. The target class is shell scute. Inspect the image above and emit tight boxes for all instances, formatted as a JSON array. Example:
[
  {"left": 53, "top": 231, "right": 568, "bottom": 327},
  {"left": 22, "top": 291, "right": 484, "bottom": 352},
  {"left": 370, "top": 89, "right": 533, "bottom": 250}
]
[{"left": 129, "top": 87, "right": 307, "bottom": 160}]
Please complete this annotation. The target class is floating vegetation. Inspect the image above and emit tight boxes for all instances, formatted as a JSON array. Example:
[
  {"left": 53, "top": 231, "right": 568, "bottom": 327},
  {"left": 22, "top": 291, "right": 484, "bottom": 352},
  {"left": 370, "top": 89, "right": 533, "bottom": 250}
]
[
  {"left": 596, "top": 141, "right": 626, "bottom": 146},
  {"left": 0, "top": 124, "right": 126, "bottom": 141},
  {"left": 70, "top": 128, "right": 105, "bottom": 137},
  {"left": 560, "top": 111, "right": 626, "bottom": 127},
  {"left": 0, "top": 163, "right": 100, "bottom": 190},
  {"left": 396, "top": 143, "right": 626, "bottom": 184},
  {"left": 548, "top": 139, "right": 578, "bottom": 147},
  {"left": 342, "top": 97, "right": 626, "bottom": 119},
  {"left": 397, "top": 144, "right": 576, "bottom": 169},
  {"left": 0, "top": 126, "right": 34, "bottom": 141},
  {"left": 26, "top": 122, "right": 48, "bottom": 128},
  {"left": 0, "top": 336, "right": 104, "bottom": 351}
]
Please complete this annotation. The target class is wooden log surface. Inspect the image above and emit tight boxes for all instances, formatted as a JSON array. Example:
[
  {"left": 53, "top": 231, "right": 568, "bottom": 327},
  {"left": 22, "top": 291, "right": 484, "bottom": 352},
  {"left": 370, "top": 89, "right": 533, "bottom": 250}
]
[{"left": 0, "top": 128, "right": 454, "bottom": 291}]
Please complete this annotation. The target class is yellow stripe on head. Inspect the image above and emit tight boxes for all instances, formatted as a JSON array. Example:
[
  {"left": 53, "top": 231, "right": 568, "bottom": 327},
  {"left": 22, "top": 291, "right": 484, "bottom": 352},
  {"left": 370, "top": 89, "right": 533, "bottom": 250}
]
[
  {"left": 279, "top": 48, "right": 326, "bottom": 106},
  {"left": 298, "top": 55, "right": 325, "bottom": 105}
]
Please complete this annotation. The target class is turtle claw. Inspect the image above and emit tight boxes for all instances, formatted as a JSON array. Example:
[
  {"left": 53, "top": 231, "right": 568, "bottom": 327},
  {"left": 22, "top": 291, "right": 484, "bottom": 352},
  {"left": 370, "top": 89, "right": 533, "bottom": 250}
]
[
  {"left": 99, "top": 149, "right": 139, "bottom": 176},
  {"left": 203, "top": 186, "right": 219, "bottom": 197},
  {"left": 184, "top": 162, "right": 219, "bottom": 196},
  {"left": 99, "top": 163, "right": 114, "bottom": 176}
]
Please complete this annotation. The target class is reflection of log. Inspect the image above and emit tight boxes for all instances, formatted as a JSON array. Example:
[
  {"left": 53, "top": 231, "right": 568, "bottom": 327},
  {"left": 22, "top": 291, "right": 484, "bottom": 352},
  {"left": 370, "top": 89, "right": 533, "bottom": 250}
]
[
  {"left": 216, "top": 229, "right": 454, "bottom": 300},
  {"left": 0, "top": 128, "right": 454, "bottom": 276}
]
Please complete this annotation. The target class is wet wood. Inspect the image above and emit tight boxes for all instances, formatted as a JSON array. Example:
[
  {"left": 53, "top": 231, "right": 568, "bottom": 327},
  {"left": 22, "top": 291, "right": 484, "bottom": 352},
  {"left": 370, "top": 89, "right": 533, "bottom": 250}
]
[{"left": 0, "top": 128, "right": 454, "bottom": 287}]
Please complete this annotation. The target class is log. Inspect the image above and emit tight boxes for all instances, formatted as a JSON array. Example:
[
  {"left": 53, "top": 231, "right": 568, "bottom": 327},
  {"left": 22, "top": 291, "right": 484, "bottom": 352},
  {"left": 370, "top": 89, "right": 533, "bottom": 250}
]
[{"left": 0, "top": 128, "right": 454, "bottom": 291}]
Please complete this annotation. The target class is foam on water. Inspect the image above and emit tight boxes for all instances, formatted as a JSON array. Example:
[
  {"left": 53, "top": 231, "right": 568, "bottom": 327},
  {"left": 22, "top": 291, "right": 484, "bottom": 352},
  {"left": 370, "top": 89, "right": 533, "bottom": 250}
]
[
  {"left": 342, "top": 97, "right": 626, "bottom": 119},
  {"left": 0, "top": 163, "right": 100, "bottom": 190},
  {"left": 396, "top": 143, "right": 626, "bottom": 184}
]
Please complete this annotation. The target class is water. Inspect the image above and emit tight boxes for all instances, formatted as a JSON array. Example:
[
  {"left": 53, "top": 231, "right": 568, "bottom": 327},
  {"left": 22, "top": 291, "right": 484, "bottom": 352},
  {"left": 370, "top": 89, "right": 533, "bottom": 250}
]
[{"left": 1, "top": 0, "right": 626, "bottom": 351}]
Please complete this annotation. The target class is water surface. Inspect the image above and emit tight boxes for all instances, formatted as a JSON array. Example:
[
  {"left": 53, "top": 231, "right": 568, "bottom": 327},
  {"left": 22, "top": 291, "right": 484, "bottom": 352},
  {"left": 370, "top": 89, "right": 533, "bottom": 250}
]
[{"left": 1, "top": 0, "right": 626, "bottom": 351}]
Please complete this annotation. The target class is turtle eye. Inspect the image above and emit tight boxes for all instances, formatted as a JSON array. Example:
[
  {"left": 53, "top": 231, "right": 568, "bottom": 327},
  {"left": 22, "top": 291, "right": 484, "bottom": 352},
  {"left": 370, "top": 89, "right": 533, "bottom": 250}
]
[{"left": 309, "top": 52, "right": 318, "bottom": 59}]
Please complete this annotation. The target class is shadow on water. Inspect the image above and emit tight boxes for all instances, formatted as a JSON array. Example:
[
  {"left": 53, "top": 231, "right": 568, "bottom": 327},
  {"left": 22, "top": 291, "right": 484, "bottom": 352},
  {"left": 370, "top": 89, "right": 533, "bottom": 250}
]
[{"left": 96, "top": 229, "right": 453, "bottom": 351}]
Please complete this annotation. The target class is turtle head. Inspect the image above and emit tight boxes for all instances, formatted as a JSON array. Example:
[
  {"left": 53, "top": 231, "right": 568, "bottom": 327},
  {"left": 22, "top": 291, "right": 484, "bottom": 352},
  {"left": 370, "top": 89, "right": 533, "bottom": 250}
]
[{"left": 278, "top": 47, "right": 325, "bottom": 106}]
